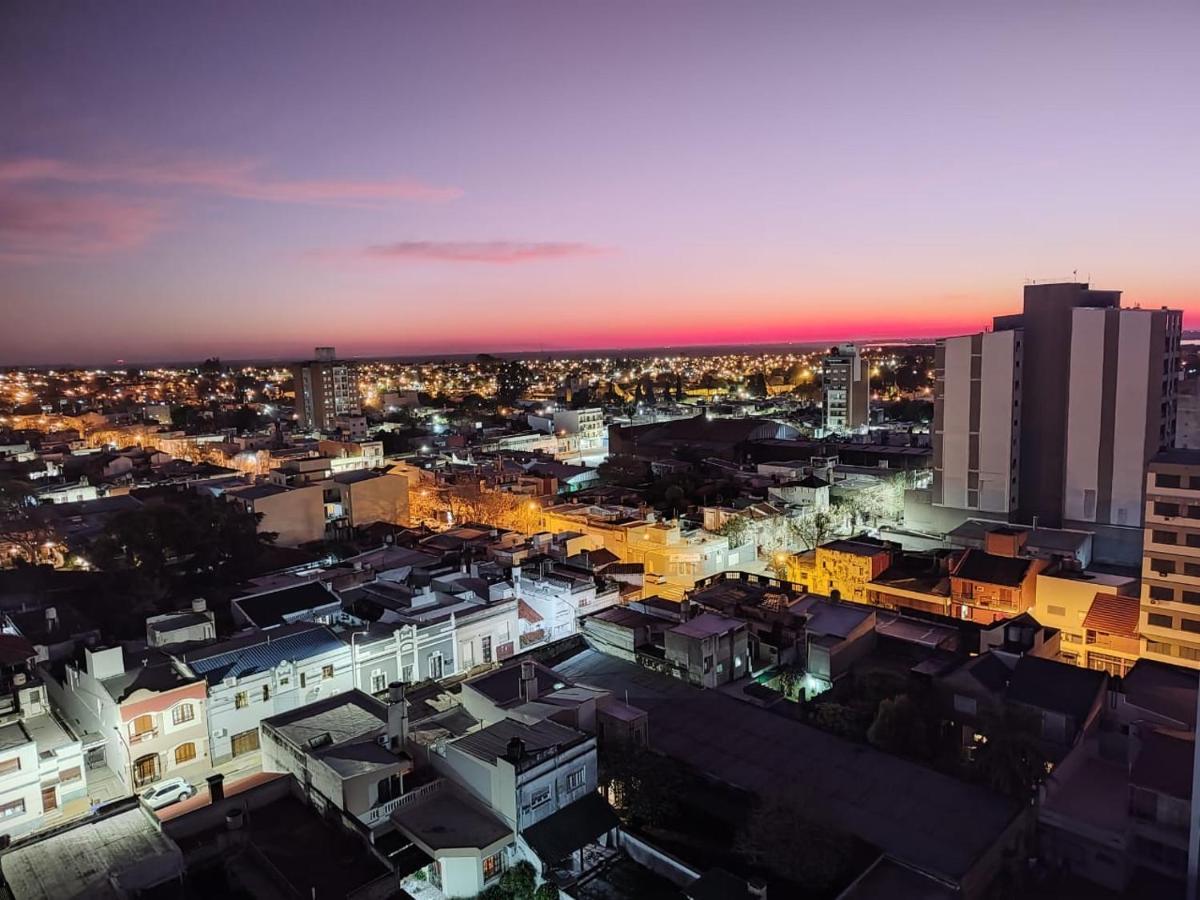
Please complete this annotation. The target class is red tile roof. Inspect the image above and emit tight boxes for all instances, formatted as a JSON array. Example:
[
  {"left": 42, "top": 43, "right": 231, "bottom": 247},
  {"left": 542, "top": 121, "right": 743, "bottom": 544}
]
[
  {"left": 517, "top": 599, "right": 544, "bottom": 624},
  {"left": 1082, "top": 592, "right": 1140, "bottom": 638}
]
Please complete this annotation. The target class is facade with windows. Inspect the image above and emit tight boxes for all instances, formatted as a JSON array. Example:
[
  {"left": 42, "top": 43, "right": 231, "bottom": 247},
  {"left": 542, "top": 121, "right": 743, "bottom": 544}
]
[
  {"left": 46, "top": 646, "right": 208, "bottom": 797},
  {"left": 177, "top": 623, "right": 353, "bottom": 763},
  {"left": 1139, "top": 450, "right": 1200, "bottom": 669}
]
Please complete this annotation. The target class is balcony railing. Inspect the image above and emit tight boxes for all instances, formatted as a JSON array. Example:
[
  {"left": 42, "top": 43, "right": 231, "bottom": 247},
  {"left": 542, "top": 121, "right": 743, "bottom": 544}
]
[{"left": 130, "top": 728, "right": 158, "bottom": 744}]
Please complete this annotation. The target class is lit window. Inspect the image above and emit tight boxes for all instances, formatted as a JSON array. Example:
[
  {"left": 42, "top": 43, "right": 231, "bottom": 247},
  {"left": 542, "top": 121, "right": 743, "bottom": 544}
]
[
  {"left": 482, "top": 851, "right": 505, "bottom": 881},
  {"left": 234, "top": 692, "right": 248, "bottom": 709}
]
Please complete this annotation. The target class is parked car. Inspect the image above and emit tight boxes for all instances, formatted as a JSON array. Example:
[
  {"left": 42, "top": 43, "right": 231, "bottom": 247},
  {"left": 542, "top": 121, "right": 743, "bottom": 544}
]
[{"left": 139, "top": 777, "right": 196, "bottom": 810}]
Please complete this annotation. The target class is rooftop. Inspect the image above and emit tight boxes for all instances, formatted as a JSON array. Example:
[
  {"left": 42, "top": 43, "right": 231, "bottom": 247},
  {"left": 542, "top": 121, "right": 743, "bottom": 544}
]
[
  {"left": 234, "top": 581, "right": 340, "bottom": 627},
  {"left": 181, "top": 622, "right": 344, "bottom": 684},
  {"left": 556, "top": 648, "right": 1019, "bottom": 882},
  {"left": 1081, "top": 592, "right": 1140, "bottom": 638},
  {"left": 951, "top": 549, "right": 1032, "bottom": 587},
  {"left": 451, "top": 716, "right": 586, "bottom": 765},
  {"left": 670, "top": 612, "right": 745, "bottom": 640},
  {"left": 392, "top": 785, "right": 511, "bottom": 852},
  {"left": 1006, "top": 655, "right": 1106, "bottom": 722}
]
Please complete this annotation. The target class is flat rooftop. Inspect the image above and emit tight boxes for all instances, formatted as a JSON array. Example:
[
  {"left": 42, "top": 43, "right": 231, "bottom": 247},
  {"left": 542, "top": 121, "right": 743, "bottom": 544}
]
[
  {"left": 555, "top": 649, "right": 1019, "bottom": 883},
  {"left": 1, "top": 807, "right": 182, "bottom": 900}
]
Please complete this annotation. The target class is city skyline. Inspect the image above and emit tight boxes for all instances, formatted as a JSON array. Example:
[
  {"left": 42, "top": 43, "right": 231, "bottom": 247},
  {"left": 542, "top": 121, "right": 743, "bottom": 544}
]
[{"left": 3, "top": 1, "right": 1198, "bottom": 364}]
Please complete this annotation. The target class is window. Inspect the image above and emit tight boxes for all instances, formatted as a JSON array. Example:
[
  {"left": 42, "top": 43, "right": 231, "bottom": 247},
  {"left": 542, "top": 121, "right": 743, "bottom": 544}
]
[
  {"left": 482, "top": 851, "right": 505, "bottom": 882},
  {"left": 1155, "top": 502, "right": 1181, "bottom": 517},
  {"left": 0, "top": 799, "right": 25, "bottom": 819},
  {"left": 322, "top": 665, "right": 334, "bottom": 680},
  {"left": 1148, "top": 613, "right": 1174, "bottom": 628},
  {"left": 1152, "top": 559, "right": 1177, "bottom": 575},
  {"left": 132, "top": 714, "right": 155, "bottom": 736},
  {"left": 174, "top": 742, "right": 197, "bottom": 765},
  {"left": 171, "top": 704, "right": 194, "bottom": 726},
  {"left": 299, "top": 673, "right": 307, "bottom": 689},
  {"left": 1047, "top": 605, "right": 1066, "bottom": 617},
  {"left": 1184, "top": 592, "right": 1200, "bottom": 606},
  {"left": 1157, "top": 473, "right": 1182, "bottom": 488},
  {"left": 1187, "top": 563, "right": 1200, "bottom": 577},
  {"left": 428, "top": 653, "right": 444, "bottom": 680},
  {"left": 234, "top": 692, "right": 248, "bottom": 709},
  {"left": 59, "top": 766, "right": 82, "bottom": 783},
  {"left": 565, "top": 768, "right": 586, "bottom": 791},
  {"left": 529, "top": 786, "right": 552, "bottom": 808},
  {"left": 261, "top": 685, "right": 270, "bottom": 702},
  {"left": 377, "top": 774, "right": 402, "bottom": 803},
  {"left": 1189, "top": 533, "right": 1200, "bottom": 549},
  {"left": 1150, "top": 586, "right": 1175, "bottom": 602},
  {"left": 481, "top": 636, "right": 493, "bottom": 664},
  {"left": 0, "top": 757, "right": 20, "bottom": 776},
  {"left": 371, "top": 671, "right": 386, "bottom": 693},
  {"left": 1181, "top": 646, "right": 1200, "bottom": 661},
  {"left": 1153, "top": 529, "right": 1178, "bottom": 545},
  {"left": 134, "top": 754, "right": 159, "bottom": 787},
  {"left": 1190, "top": 506, "right": 1200, "bottom": 520},
  {"left": 1146, "top": 640, "right": 1175, "bottom": 656},
  {"left": 1182, "top": 619, "right": 1200, "bottom": 634}
]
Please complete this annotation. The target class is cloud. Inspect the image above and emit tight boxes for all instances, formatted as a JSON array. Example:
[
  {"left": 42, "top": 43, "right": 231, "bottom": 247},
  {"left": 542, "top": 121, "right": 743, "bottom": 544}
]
[
  {"left": 360, "top": 240, "right": 607, "bottom": 264},
  {"left": 0, "top": 157, "right": 461, "bottom": 205},
  {"left": 0, "top": 188, "right": 168, "bottom": 262}
]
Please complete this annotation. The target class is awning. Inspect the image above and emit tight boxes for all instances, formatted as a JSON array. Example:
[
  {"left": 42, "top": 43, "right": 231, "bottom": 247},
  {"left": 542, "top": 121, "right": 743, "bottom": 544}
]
[{"left": 520, "top": 792, "right": 620, "bottom": 863}]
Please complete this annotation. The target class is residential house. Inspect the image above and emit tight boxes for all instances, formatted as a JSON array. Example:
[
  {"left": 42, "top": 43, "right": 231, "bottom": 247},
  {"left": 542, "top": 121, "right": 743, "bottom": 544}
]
[
  {"left": 790, "top": 536, "right": 897, "bottom": 603},
  {"left": 145, "top": 598, "right": 217, "bottom": 648},
  {"left": 1033, "top": 568, "right": 1138, "bottom": 668},
  {"left": 224, "top": 482, "right": 325, "bottom": 546},
  {"left": 46, "top": 646, "right": 209, "bottom": 796},
  {"left": 664, "top": 613, "right": 750, "bottom": 688},
  {"left": 0, "top": 633, "right": 87, "bottom": 838},
  {"left": 231, "top": 581, "right": 342, "bottom": 630},
  {"left": 177, "top": 623, "right": 352, "bottom": 763},
  {"left": 949, "top": 548, "right": 1047, "bottom": 624},
  {"left": 261, "top": 685, "right": 416, "bottom": 837}
]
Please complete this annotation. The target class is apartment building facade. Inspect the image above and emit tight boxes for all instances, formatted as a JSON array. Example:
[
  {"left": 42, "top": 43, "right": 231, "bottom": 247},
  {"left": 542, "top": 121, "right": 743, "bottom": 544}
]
[
  {"left": 1139, "top": 449, "right": 1200, "bottom": 669},
  {"left": 929, "top": 283, "right": 1181, "bottom": 565},
  {"left": 293, "top": 347, "right": 362, "bottom": 433},
  {"left": 822, "top": 343, "right": 869, "bottom": 434}
]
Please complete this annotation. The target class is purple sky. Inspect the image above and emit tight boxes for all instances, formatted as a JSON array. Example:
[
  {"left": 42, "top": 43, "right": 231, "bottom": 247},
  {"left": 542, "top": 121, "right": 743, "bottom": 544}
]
[{"left": 2, "top": 1, "right": 1198, "bottom": 364}]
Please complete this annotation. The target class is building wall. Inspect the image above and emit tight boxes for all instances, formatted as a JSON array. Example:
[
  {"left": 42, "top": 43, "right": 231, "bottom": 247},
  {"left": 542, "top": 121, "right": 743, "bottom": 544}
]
[
  {"left": 345, "top": 475, "right": 409, "bottom": 528},
  {"left": 253, "top": 486, "right": 326, "bottom": 546},
  {"left": 1139, "top": 458, "right": 1200, "bottom": 668},
  {"left": 206, "top": 645, "right": 353, "bottom": 762},
  {"left": 0, "top": 739, "right": 42, "bottom": 837},
  {"left": 933, "top": 331, "right": 1019, "bottom": 515}
]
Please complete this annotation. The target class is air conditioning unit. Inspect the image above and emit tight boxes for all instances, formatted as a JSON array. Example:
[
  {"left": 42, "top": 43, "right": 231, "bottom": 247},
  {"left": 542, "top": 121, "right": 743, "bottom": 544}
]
[{"left": 213, "top": 728, "right": 227, "bottom": 738}]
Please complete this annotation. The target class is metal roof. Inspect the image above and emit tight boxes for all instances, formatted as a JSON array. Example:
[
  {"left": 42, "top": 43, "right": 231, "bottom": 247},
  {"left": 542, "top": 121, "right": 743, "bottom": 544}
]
[{"left": 184, "top": 624, "right": 343, "bottom": 683}]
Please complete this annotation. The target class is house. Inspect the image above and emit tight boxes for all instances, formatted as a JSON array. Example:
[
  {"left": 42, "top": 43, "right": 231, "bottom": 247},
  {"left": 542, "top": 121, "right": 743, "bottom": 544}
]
[
  {"left": 177, "top": 623, "right": 352, "bottom": 763},
  {"left": 1033, "top": 568, "right": 1138, "bottom": 668},
  {"left": 664, "top": 612, "right": 750, "bottom": 688},
  {"left": 0, "top": 633, "right": 87, "bottom": 837},
  {"left": 1039, "top": 659, "right": 1199, "bottom": 891},
  {"left": 325, "top": 468, "right": 408, "bottom": 529},
  {"left": 949, "top": 548, "right": 1048, "bottom": 624},
  {"left": 45, "top": 646, "right": 209, "bottom": 796},
  {"left": 231, "top": 580, "right": 342, "bottom": 630},
  {"left": 224, "top": 482, "right": 325, "bottom": 546},
  {"left": 261, "top": 685, "right": 415, "bottom": 836},
  {"left": 794, "top": 597, "right": 877, "bottom": 696},
  {"left": 145, "top": 598, "right": 216, "bottom": 648},
  {"left": 792, "top": 536, "right": 897, "bottom": 603}
]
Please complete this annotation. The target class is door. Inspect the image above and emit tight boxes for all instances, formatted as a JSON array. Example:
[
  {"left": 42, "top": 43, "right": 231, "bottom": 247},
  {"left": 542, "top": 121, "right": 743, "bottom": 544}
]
[
  {"left": 231, "top": 729, "right": 260, "bottom": 757},
  {"left": 41, "top": 786, "right": 57, "bottom": 811},
  {"left": 134, "top": 753, "right": 160, "bottom": 788}
]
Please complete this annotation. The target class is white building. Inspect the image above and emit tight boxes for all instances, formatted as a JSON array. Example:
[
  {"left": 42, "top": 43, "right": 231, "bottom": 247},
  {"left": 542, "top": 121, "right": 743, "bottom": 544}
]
[
  {"left": 553, "top": 408, "right": 606, "bottom": 453},
  {"left": 177, "top": 623, "right": 353, "bottom": 763}
]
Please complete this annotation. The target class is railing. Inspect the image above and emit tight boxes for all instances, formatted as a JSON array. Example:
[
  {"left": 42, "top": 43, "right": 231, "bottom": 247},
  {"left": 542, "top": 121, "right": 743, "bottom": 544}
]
[
  {"left": 389, "top": 777, "right": 445, "bottom": 814},
  {"left": 130, "top": 729, "right": 158, "bottom": 745},
  {"left": 360, "top": 795, "right": 405, "bottom": 826}
]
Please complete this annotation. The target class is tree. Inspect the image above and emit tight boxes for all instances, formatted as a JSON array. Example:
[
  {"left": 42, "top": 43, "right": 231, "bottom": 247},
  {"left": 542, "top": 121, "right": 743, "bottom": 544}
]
[
  {"left": 0, "top": 479, "right": 56, "bottom": 565},
  {"left": 747, "top": 372, "right": 768, "bottom": 398},
  {"left": 674, "top": 375, "right": 685, "bottom": 402},
  {"left": 600, "top": 742, "right": 684, "bottom": 828},
  {"left": 974, "top": 705, "right": 1048, "bottom": 801},
  {"left": 715, "top": 514, "right": 751, "bottom": 549},
  {"left": 499, "top": 860, "right": 537, "bottom": 900},
  {"left": 643, "top": 378, "right": 656, "bottom": 405},
  {"left": 597, "top": 455, "right": 649, "bottom": 487},
  {"left": 734, "top": 789, "right": 855, "bottom": 893},
  {"left": 867, "top": 694, "right": 930, "bottom": 759},
  {"left": 790, "top": 509, "right": 836, "bottom": 550},
  {"left": 532, "top": 884, "right": 559, "bottom": 900},
  {"left": 496, "top": 362, "right": 532, "bottom": 405}
]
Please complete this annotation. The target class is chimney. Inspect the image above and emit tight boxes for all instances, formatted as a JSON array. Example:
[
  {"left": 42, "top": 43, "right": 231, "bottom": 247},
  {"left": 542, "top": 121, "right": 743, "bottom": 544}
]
[
  {"left": 206, "top": 773, "right": 225, "bottom": 804},
  {"left": 45, "top": 607, "right": 58, "bottom": 632},
  {"left": 519, "top": 660, "right": 538, "bottom": 702},
  {"left": 386, "top": 681, "right": 408, "bottom": 750},
  {"left": 191, "top": 598, "right": 207, "bottom": 614},
  {"left": 506, "top": 736, "right": 525, "bottom": 763}
]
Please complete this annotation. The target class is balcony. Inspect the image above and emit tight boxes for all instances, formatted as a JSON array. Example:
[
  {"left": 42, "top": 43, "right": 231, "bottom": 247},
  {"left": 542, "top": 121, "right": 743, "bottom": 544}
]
[{"left": 130, "top": 728, "right": 159, "bottom": 745}]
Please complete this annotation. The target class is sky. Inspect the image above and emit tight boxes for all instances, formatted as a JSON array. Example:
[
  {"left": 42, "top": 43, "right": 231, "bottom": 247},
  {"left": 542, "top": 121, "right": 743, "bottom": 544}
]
[{"left": 2, "top": 0, "right": 1198, "bottom": 365}]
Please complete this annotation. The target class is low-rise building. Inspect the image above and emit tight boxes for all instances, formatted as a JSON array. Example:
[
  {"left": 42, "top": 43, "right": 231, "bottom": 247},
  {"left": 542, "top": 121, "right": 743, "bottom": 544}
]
[
  {"left": 224, "top": 482, "right": 326, "bottom": 546},
  {"left": 46, "top": 646, "right": 209, "bottom": 796},
  {"left": 664, "top": 612, "right": 750, "bottom": 688},
  {"left": 177, "top": 623, "right": 352, "bottom": 763}
]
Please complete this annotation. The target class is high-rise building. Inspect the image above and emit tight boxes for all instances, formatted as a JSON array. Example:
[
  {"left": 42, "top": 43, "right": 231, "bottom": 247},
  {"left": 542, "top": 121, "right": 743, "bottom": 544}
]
[
  {"left": 1139, "top": 449, "right": 1200, "bottom": 669},
  {"left": 930, "top": 282, "right": 1181, "bottom": 564},
  {"left": 293, "top": 347, "right": 361, "bottom": 432},
  {"left": 822, "top": 343, "right": 868, "bottom": 433},
  {"left": 931, "top": 330, "right": 1022, "bottom": 517}
]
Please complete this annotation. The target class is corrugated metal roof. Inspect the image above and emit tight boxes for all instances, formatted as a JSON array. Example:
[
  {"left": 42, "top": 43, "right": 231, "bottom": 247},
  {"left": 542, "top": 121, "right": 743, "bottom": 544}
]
[{"left": 186, "top": 625, "right": 343, "bottom": 683}]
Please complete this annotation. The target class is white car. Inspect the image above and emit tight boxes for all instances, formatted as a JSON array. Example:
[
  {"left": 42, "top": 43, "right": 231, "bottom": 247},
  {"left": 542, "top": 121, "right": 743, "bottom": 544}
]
[{"left": 139, "top": 777, "right": 196, "bottom": 810}]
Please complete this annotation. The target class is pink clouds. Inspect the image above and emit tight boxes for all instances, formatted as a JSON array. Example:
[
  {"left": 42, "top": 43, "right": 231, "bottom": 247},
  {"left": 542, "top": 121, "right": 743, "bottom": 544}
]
[
  {"left": 0, "top": 156, "right": 461, "bottom": 205},
  {"left": 0, "top": 188, "right": 167, "bottom": 262},
  {"left": 361, "top": 240, "right": 607, "bottom": 264}
]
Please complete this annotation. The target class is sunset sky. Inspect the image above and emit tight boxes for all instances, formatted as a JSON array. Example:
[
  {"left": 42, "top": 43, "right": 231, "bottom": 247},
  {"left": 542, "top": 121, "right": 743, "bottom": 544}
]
[{"left": 2, "top": 1, "right": 1198, "bottom": 364}]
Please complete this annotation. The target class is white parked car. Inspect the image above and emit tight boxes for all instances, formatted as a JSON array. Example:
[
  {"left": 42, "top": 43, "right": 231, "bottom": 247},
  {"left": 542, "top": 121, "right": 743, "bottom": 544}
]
[{"left": 139, "top": 777, "right": 196, "bottom": 810}]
